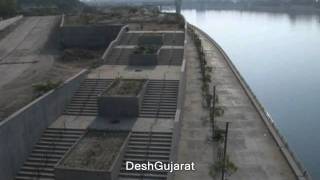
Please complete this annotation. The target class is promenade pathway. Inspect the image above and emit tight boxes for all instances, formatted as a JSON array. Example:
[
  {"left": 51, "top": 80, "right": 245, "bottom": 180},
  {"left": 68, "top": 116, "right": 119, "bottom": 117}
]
[{"left": 176, "top": 30, "right": 295, "bottom": 180}]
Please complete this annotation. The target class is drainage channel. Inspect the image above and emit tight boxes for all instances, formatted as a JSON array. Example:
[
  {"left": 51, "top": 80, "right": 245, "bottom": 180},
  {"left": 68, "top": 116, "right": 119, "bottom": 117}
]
[{"left": 15, "top": 128, "right": 85, "bottom": 180}]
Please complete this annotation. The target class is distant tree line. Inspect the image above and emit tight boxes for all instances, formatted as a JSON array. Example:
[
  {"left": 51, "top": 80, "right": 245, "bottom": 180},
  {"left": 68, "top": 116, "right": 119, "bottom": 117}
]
[
  {"left": 17, "top": 0, "right": 83, "bottom": 11},
  {"left": 0, "top": 0, "right": 16, "bottom": 17}
]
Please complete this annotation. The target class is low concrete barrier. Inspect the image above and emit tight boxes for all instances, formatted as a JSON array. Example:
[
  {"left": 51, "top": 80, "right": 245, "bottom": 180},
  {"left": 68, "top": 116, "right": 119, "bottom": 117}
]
[
  {"left": 101, "top": 25, "right": 129, "bottom": 61},
  {"left": 168, "top": 15, "right": 188, "bottom": 180},
  {"left": 0, "top": 69, "right": 88, "bottom": 180},
  {"left": 0, "top": 15, "right": 23, "bottom": 31},
  {"left": 189, "top": 24, "right": 311, "bottom": 180}
]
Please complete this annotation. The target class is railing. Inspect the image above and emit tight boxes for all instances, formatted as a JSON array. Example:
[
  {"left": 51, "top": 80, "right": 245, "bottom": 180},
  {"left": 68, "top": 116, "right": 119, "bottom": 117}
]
[{"left": 189, "top": 23, "right": 312, "bottom": 180}]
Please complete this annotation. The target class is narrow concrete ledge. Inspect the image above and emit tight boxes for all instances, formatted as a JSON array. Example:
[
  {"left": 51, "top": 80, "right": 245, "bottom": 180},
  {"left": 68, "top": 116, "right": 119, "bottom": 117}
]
[
  {"left": 88, "top": 65, "right": 181, "bottom": 80},
  {"left": 0, "top": 15, "right": 23, "bottom": 31}
]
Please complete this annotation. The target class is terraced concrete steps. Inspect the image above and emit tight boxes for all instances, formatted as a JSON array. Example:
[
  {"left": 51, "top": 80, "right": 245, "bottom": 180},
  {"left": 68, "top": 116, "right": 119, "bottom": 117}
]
[
  {"left": 118, "top": 32, "right": 185, "bottom": 46},
  {"left": 105, "top": 48, "right": 184, "bottom": 66},
  {"left": 119, "top": 131, "right": 173, "bottom": 180},
  {"left": 63, "top": 79, "right": 179, "bottom": 119},
  {"left": 63, "top": 79, "right": 112, "bottom": 116},
  {"left": 15, "top": 128, "right": 84, "bottom": 180},
  {"left": 140, "top": 80, "right": 179, "bottom": 119}
]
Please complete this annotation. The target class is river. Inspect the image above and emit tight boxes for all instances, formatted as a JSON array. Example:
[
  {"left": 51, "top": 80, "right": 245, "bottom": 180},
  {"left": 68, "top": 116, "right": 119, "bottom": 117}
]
[{"left": 171, "top": 6, "right": 320, "bottom": 179}]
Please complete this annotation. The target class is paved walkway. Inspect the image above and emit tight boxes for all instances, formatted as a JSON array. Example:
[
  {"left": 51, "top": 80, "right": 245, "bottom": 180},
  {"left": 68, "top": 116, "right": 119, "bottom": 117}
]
[
  {"left": 176, "top": 31, "right": 296, "bottom": 180},
  {"left": 175, "top": 33, "right": 214, "bottom": 180}
]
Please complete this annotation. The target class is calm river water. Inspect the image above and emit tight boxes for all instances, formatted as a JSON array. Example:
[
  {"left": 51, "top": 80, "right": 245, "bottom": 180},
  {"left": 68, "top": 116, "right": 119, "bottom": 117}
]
[{"left": 179, "top": 7, "right": 320, "bottom": 179}]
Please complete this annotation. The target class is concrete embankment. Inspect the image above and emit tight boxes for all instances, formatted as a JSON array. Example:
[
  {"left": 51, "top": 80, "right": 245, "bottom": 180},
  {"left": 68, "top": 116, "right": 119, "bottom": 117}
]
[
  {"left": 190, "top": 25, "right": 311, "bottom": 180},
  {"left": 176, "top": 24, "right": 310, "bottom": 180}
]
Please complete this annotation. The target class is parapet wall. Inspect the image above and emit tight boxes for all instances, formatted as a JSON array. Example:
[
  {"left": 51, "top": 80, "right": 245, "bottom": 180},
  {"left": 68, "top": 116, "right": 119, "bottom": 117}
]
[
  {"left": 168, "top": 14, "right": 188, "bottom": 180},
  {"left": 0, "top": 69, "right": 88, "bottom": 180},
  {"left": 60, "top": 15, "right": 123, "bottom": 49}
]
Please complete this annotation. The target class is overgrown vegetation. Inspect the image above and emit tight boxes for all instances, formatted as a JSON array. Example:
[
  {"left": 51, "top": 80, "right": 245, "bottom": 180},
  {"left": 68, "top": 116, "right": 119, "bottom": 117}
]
[
  {"left": 0, "top": 0, "right": 16, "bottom": 17},
  {"left": 189, "top": 27, "right": 212, "bottom": 108},
  {"left": 105, "top": 79, "right": 144, "bottom": 96},
  {"left": 209, "top": 156, "right": 238, "bottom": 178},
  {"left": 189, "top": 26, "right": 237, "bottom": 178},
  {"left": 32, "top": 80, "right": 61, "bottom": 97}
]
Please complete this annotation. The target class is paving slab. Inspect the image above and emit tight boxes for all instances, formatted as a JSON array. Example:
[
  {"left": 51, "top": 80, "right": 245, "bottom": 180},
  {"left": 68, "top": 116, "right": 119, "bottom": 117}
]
[
  {"left": 193, "top": 29, "right": 295, "bottom": 180},
  {"left": 50, "top": 115, "right": 96, "bottom": 129},
  {"left": 88, "top": 65, "right": 181, "bottom": 80}
]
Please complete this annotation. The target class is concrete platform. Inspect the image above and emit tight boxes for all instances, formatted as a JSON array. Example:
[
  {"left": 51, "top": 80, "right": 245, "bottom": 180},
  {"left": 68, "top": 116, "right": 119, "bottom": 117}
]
[
  {"left": 89, "top": 117, "right": 173, "bottom": 133},
  {"left": 50, "top": 115, "right": 96, "bottom": 129},
  {"left": 88, "top": 65, "right": 181, "bottom": 80},
  {"left": 175, "top": 30, "right": 296, "bottom": 180}
]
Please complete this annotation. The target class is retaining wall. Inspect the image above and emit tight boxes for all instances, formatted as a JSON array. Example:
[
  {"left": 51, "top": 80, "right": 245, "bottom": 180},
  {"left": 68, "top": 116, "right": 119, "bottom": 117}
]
[
  {"left": 60, "top": 15, "right": 123, "bottom": 49},
  {"left": 0, "top": 15, "right": 23, "bottom": 31},
  {"left": 189, "top": 24, "right": 311, "bottom": 180},
  {"left": 101, "top": 25, "right": 129, "bottom": 61},
  {"left": 0, "top": 69, "right": 88, "bottom": 180}
]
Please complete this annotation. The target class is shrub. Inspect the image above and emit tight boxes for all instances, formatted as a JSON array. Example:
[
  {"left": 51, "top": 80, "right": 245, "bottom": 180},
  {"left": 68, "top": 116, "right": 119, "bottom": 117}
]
[
  {"left": 32, "top": 80, "right": 61, "bottom": 96},
  {"left": 209, "top": 155, "right": 238, "bottom": 178}
]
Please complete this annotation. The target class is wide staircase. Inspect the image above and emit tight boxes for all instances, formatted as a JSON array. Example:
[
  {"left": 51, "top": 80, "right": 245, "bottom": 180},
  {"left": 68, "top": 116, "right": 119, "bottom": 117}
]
[
  {"left": 63, "top": 79, "right": 112, "bottom": 116},
  {"left": 119, "top": 131, "right": 173, "bottom": 180},
  {"left": 15, "top": 128, "right": 85, "bottom": 180},
  {"left": 140, "top": 80, "right": 179, "bottom": 119},
  {"left": 64, "top": 79, "right": 179, "bottom": 119}
]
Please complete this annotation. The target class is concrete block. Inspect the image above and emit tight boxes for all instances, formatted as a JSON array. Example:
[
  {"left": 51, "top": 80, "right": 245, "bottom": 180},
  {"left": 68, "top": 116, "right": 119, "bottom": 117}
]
[
  {"left": 98, "top": 80, "right": 147, "bottom": 119},
  {"left": 129, "top": 53, "right": 158, "bottom": 66},
  {"left": 138, "top": 35, "right": 163, "bottom": 46}
]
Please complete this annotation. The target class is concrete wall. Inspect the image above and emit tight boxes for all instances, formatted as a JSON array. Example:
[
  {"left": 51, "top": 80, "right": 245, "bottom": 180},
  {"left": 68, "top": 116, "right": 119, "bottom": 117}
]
[
  {"left": 102, "top": 25, "right": 129, "bottom": 61},
  {"left": 129, "top": 54, "right": 158, "bottom": 66},
  {"left": 168, "top": 15, "right": 187, "bottom": 180},
  {"left": 0, "top": 69, "right": 88, "bottom": 180},
  {"left": 60, "top": 15, "right": 123, "bottom": 49}
]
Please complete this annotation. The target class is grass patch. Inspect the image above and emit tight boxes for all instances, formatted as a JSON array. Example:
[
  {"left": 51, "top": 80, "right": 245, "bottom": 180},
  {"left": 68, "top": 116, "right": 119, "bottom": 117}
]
[
  {"left": 105, "top": 79, "right": 145, "bottom": 96},
  {"left": 32, "top": 80, "right": 61, "bottom": 96}
]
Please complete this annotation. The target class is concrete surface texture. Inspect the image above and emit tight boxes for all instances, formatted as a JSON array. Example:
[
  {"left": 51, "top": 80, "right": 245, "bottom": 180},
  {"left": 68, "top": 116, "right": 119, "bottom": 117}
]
[
  {"left": 175, "top": 32, "right": 296, "bottom": 179},
  {"left": 0, "top": 15, "right": 23, "bottom": 31},
  {"left": 0, "top": 70, "right": 87, "bottom": 180},
  {"left": 175, "top": 33, "right": 214, "bottom": 180},
  {"left": 60, "top": 25, "right": 122, "bottom": 49},
  {"left": 0, "top": 16, "right": 82, "bottom": 120},
  {"left": 88, "top": 65, "right": 181, "bottom": 80}
]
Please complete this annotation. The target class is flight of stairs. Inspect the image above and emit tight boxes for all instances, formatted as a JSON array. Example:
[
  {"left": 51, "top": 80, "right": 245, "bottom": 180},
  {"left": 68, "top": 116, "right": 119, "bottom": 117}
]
[
  {"left": 119, "top": 131, "right": 173, "bottom": 180},
  {"left": 140, "top": 80, "right": 179, "bottom": 119},
  {"left": 63, "top": 79, "right": 112, "bottom": 116},
  {"left": 15, "top": 128, "right": 85, "bottom": 180},
  {"left": 63, "top": 79, "right": 179, "bottom": 119}
]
